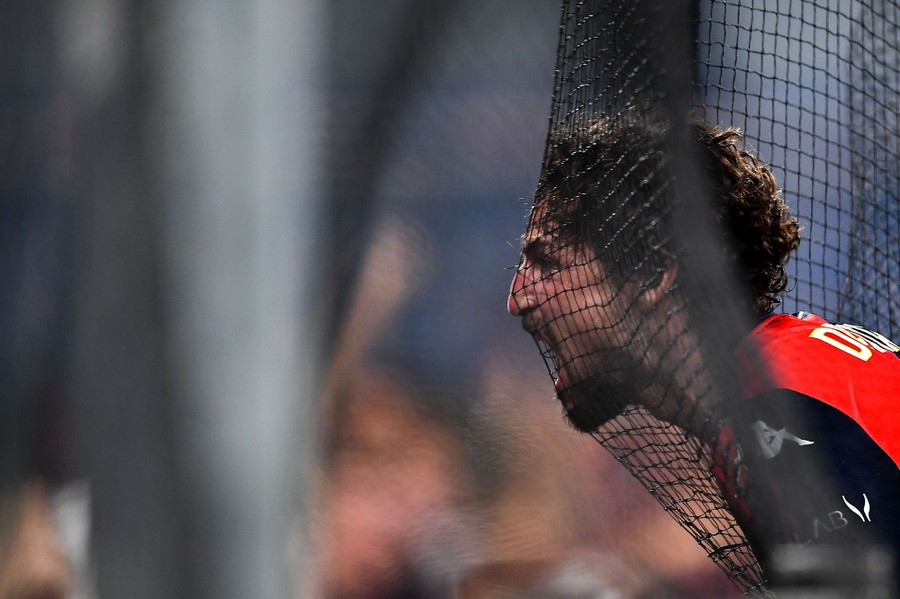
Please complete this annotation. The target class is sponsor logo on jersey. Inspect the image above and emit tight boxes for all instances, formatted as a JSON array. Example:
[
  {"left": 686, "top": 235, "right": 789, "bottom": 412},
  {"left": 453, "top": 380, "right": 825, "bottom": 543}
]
[
  {"left": 805, "top": 494, "right": 873, "bottom": 542},
  {"left": 842, "top": 493, "right": 872, "bottom": 522},
  {"left": 751, "top": 420, "right": 814, "bottom": 459}
]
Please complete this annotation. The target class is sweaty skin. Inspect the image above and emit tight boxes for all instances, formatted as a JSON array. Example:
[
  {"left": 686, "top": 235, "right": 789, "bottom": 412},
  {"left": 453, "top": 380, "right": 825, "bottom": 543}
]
[{"left": 508, "top": 203, "right": 716, "bottom": 437}]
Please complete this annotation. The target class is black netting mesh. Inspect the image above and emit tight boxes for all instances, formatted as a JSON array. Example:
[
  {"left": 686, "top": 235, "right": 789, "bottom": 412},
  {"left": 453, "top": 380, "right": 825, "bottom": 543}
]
[
  {"left": 510, "top": 0, "right": 900, "bottom": 595},
  {"left": 696, "top": 0, "right": 900, "bottom": 336}
]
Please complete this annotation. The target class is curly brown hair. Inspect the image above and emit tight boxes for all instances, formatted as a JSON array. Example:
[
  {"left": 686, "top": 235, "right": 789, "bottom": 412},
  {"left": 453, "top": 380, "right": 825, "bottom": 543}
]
[
  {"left": 534, "top": 118, "right": 800, "bottom": 316},
  {"left": 694, "top": 125, "right": 801, "bottom": 315}
]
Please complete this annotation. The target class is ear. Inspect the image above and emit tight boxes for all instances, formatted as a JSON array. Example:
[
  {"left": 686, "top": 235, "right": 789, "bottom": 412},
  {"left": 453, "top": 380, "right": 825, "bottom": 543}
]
[{"left": 640, "top": 254, "right": 679, "bottom": 306}]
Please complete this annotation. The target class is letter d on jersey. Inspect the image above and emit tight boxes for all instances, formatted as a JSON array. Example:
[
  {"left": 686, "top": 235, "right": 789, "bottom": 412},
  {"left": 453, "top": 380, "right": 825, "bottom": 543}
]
[{"left": 810, "top": 325, "right": 873, "bottom": 361}]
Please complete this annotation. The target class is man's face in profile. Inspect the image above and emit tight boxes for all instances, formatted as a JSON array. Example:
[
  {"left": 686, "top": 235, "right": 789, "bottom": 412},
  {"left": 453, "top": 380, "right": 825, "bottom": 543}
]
[{"left": 507, "top": 203, "right": 644, "bottom": 432}]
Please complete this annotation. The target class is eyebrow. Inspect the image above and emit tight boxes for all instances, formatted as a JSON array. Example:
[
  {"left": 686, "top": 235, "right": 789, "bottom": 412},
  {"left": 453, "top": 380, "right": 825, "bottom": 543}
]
[
  {"left": 521, "top": 235, "right": 545, "bottom": 253},
  {"left": 521, "top": 235, "right": 561, "bottom": 257}
]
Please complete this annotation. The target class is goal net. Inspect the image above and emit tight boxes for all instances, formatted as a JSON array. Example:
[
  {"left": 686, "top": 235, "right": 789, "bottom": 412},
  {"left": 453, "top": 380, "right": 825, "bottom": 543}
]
[{"left": 517, "top": 0, "right": 900, "bottom": 594}]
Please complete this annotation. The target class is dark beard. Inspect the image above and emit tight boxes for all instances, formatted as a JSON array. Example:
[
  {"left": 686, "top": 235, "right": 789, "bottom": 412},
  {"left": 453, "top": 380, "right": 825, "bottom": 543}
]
[{"left": 560, "top": 375, "right": 639, "bottom": 433}]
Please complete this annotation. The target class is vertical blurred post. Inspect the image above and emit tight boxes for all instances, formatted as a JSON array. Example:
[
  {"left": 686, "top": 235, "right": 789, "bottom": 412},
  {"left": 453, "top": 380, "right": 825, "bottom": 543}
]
[
  {"left": 69, "top": 0, "right": 324, "bottom": 597},
  {"left": 154, "top": 1, "right": 326, "bottom": 598},
  {"left": 0, "top": 2, "right": 60, "bottom": 493}
]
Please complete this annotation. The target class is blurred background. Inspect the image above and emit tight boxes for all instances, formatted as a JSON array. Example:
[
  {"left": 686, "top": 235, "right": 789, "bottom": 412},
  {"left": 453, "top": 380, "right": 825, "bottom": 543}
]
[{"left": 0, "top": 1, "right": 747, "bottom": 597}]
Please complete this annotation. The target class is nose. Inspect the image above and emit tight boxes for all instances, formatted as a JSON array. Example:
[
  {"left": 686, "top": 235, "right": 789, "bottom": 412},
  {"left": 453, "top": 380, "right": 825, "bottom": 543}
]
[{"left": 508, "top": 259, "right": 535, "bottom": 316}]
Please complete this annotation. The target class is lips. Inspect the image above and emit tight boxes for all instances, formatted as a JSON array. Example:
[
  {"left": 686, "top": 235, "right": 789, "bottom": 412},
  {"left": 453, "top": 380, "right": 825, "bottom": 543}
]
[
  {"left": 522, "top": 318, "right": 576, "bottom": 407},
  {"left": 555, "top": 371, "right": 577, "bottom": 411},
  {"left": 534, "top": 338, "right": 578, "bottom": 410}
]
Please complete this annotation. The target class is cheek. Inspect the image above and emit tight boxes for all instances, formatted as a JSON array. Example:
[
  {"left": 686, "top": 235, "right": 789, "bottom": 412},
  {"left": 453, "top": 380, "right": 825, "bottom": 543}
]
[
  {"left": 544, "top": 290, "right": 605, "bottom": 344},
  {"left": 564, "top": 282, "right": 616, "bottom": 315},
  {"left": 558, "top": 285, "right": 642, "bottom": 344}
]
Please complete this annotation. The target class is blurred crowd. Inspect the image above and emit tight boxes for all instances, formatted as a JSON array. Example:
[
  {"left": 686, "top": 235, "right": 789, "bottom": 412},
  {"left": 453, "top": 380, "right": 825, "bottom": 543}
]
[{"left": 310, "top": 353, "right": 744, "bottom": 598}]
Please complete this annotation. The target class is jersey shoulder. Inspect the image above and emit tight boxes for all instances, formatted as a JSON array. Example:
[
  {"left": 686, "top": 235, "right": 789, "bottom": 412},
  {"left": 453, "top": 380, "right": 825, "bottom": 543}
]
[{"left": 736, "top": 312, "right": 900, "bottom": 467}]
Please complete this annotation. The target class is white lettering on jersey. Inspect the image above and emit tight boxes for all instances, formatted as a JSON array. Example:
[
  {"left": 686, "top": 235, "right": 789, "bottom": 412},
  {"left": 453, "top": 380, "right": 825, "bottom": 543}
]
[
  {"left": 828, "top": 511, "right": 849, "bottom": 530},
  {"left": 842, "top": 494, "right": 872, "bottom": 522},
  {"left": 801, "top": 496, "right": 872, "bottom": 543},
  {"left": 843, "top": 325, "right": 900, "bottom": 353},
  {"left": 809, "top": 324, "right": 873, "bottom": 361},
  {"left": 809, "top": 322, "right": 900, "bottom": 361},
  {"left": 812, "top": 517, "right": 833, "bottom": 539}
]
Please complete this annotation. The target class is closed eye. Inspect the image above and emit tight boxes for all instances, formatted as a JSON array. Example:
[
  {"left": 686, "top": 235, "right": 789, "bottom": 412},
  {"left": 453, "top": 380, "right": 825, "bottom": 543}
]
[{"left": 521, "top": 235, "right": 571, "bottom": 276}]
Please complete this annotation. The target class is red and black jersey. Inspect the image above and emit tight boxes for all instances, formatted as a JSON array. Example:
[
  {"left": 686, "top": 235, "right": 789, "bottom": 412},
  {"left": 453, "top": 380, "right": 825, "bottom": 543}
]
[
  {"left": 737, "top": 312, "right": 900, "bottom": 466},
  {"left": 715, "top": 312, "right": 900, "bottom": 571}
]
